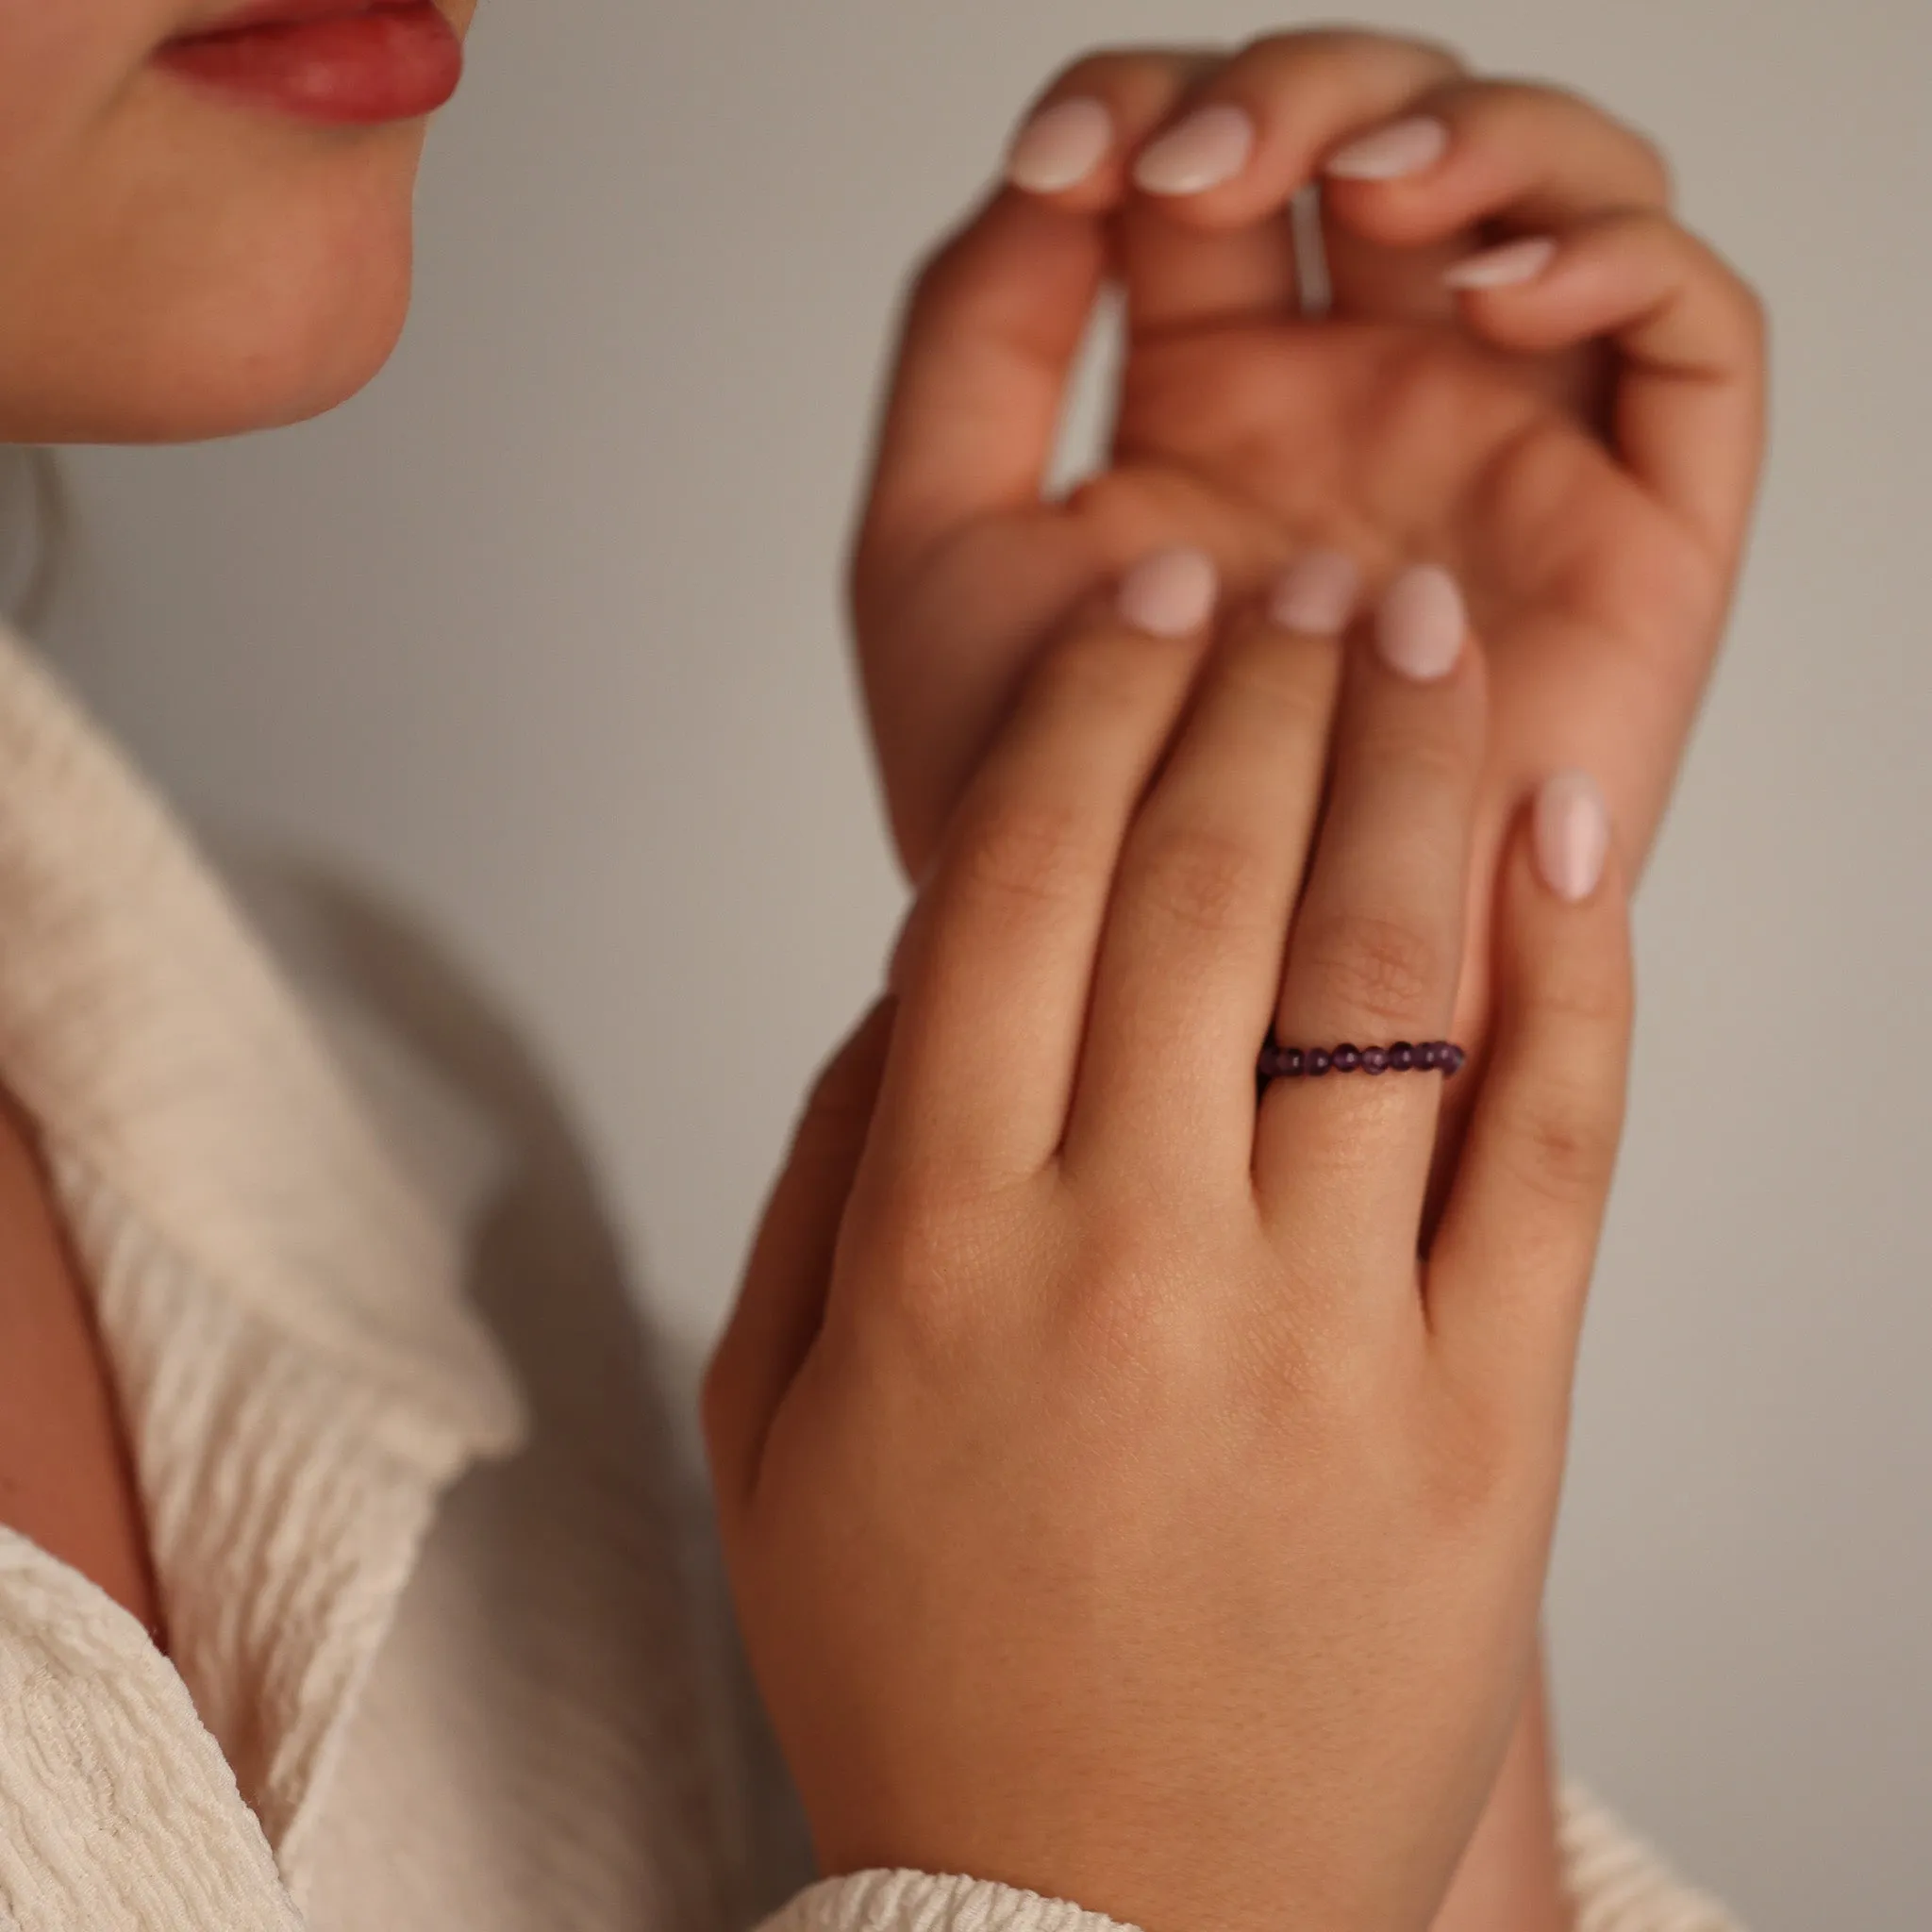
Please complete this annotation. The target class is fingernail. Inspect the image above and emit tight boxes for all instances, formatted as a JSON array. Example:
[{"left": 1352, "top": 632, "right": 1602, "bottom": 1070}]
[
  {"left": 1374, "top": 565, "right": 1465, "bottom": 681},
  {"left": 1117, "top": 546, "right": 1219, "bottom": 637},
  {"left": 1443, "top": 235, "right": 1557, "bottom": 291},
  {"left": 1133, "top": 103, "right": 1256, "bottom": 196},
  {"left": 1006, "top": 97, "right": 1114, "bottom": 194},
  {"left": 1324, "top": 114, "right": 1450, "bottom": 182},
  {"left": 1269, "top": 549, "right": 1362, "bottom": 635},
  {"left": 1534, "top": 770, "right": 1611, "bottom": 903}
]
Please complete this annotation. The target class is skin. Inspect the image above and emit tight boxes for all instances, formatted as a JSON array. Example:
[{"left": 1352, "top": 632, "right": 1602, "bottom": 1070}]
[
  {"left": 0, "top": 0, "right": 475, "bottom": 441},
  {"left": 708, "top": 570, "right": 1637, "bottom": 1932},
  {"left": 845, "top": 32, "right": 1763, "bottom": 1926},
  {"left": 0, "top": 0, "right": 478, "bottom": 1641},
  {"left": 0, "top": 10, "right": 1763, "bottom": 1929}
]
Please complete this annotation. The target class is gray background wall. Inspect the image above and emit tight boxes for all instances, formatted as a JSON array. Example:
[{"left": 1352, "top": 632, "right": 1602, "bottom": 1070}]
[{"left": 30, "top": 1, "right": 1930, "bottom": 1923}]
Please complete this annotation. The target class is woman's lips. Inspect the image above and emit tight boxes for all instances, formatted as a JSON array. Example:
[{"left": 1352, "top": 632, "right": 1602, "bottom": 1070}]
[{"left": 155, "top": 1, "right": 462, "bottom": 126}]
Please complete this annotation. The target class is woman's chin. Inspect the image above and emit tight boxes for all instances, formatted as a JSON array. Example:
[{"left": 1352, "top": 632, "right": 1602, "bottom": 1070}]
[
  {"left": 0, "top": 99, "right": 427, "bottom": 445},
  {"left": 158, "top": 248, "right": 417, "bottom": 442},
  {"left": 6, "top": 261, "right": 413, "bottom": 445}
]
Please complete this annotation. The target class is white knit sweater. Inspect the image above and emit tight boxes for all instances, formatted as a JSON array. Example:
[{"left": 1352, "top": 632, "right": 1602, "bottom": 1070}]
[{"left": 0, "top": 623, "right": 1741, "bottom": 1932}]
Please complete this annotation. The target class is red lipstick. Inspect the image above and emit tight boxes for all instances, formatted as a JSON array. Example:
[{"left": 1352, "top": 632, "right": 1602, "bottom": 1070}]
[{"left": 156, "top": 1, "right": 462, "bottom": 126}]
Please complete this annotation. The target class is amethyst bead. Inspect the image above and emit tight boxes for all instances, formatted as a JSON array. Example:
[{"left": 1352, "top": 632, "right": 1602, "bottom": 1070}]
[{"left": 1258, "top": 1038, "right": 1463, "bottom": 1080}]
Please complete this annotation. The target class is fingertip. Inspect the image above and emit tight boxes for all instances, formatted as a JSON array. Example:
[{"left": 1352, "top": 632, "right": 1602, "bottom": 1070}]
[
  {"left": 1374, "top": 564, "right": 1468, "bottom": 682},
  {"left": 1117, "top": 545, "right": 1220, "bottom": 637},
  {"left": 1493, "top": 775, "right": 1633, "bottom": 1034},
  {"left": 1323, "top": 112, "right": 1451, "bottom": 182},
  {"left": 1442, "top": 235, "right": 1558, "bottom": 292},
  {"left": 1530, "top": 769, "right": 1612, "bottom": 905},
  {"left": 1005, "top": 95, "right": 1116, "bottom": 198},
  {"left": 1131, "top": 101, "right": 1257, "bottom": 197},
  {"left": 1268, "top": 549, "right": 1363, "bottom": 635}
]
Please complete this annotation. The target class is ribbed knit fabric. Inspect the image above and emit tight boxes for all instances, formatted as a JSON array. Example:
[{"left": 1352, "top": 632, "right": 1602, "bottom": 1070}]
[
  {"left": 1559, "top": 1787, "right": 1741, "bottom": 1931},
  {"left": 0, "top": 622, "right": 1742, "bottom": 1932},
  {"left": 762, "top": 1871, "right": 1134, "bottom": 1932}
]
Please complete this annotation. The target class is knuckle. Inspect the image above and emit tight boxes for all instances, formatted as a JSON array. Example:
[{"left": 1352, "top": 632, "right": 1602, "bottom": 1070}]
[
  {"left": 1493, "top": 1085, "right": 1623, "bottom": 1206},
  {"left": 1132, "top": 823, "right": 1274, "bottom": 939},
  {"left": 1628, "top": 128, "right": 1676, "bottom": 203},
  {"left": 957, "top": 793, "right": 1097, "bottom": 916},
  {"left": 1357, "top": 717, "right": 1474, "bottom": 796},
  {"left": 1531, "top": 945, "right": 1635, "bottom": 1039},
  {"left": 1219, "top": 641, "right": 1340, "bottom": 739},
  {"left": 1244, "top": 24, "right": 1462, "bottom": 77},
  {"left": 859, "top": 1197, "right": 976, "bottom": 1350},
  {"left": 1424, "top": 1381, "right": 1522, "bottom": 1525},
  {"left": 1044, "top": 625, "right": 1166, "bottom": 721},
  {"left": 858, "top": 1182, "right": 1035, "bottom": 1368},
  {"left": 1298, "top": 908, "right": 1444, "bottom": 1027}
]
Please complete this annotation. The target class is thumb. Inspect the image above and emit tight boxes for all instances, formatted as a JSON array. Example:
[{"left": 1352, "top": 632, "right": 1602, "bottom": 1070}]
[
  {"left": 850, "top": 188, "right": 1107, "bottom": 632},
  {"left": 701, "top": 999, "right": 897, "bottom": 1517}
]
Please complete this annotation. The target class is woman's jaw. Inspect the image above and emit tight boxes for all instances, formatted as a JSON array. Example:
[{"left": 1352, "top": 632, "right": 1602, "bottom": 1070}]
[{"left": 0, "top": 1, "right": 478, "bottom": 445}]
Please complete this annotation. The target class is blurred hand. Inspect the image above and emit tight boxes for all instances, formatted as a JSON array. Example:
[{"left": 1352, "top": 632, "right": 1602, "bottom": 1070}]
[{"left": 855, "top": 26, "right": 1764, "bottom": 1059}]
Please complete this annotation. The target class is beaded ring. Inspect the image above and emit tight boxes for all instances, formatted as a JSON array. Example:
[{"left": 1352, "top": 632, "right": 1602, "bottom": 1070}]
[{"left": 1258, "top": 1040, "right": 1467, "bottom": 1083}]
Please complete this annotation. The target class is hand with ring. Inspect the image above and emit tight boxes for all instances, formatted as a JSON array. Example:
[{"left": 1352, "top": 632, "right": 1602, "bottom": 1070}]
[{"left": 707, "top": 548, "right": 1632, "bottom": 1932}]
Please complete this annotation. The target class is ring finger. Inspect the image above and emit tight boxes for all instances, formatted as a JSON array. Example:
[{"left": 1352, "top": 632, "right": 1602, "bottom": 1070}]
[{"left": 1257, "top": 565, "right": 1488, "bottom": 1281}]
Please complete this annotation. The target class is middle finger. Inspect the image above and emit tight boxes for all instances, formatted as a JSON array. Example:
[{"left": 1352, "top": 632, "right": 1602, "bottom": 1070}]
[{"left": 1061, "top": 551, "right": 1360, "bottom": 1191}]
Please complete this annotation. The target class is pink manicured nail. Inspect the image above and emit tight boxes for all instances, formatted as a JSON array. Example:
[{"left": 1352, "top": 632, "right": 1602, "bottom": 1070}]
[
  {"left": 1269, "top": 550, "right": 1362, "bottom": 635},
  {"left": 1443, "top": 236, "right": 1557, "bottom": 291},
  {"left": 1534, "top": 771, "right": 1611, "bottom": 903},
  {"left": 1133, "top": 104, "right": 1257, "bottom": 195},
  {"left": 1374, "top": 565, "right": 1465, "bottom": 681},
  {"left": 1006, "top": 97, "right": 1114, "bottom": 193},
  {"left": 1117, "top": 547, "right": 1218, "bottom": 636},
  {"left": 1324, "top": 115, "right": 1450, "bottom": 182}
]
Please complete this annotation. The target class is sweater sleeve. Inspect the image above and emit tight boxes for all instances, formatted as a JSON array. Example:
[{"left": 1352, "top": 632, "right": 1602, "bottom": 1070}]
[
  {"left": 757, "top": 1790, "right": 1744, "bottom": 1932},
  {"left": 0, "top": 1530, "right": 305, "bottom": 1932}
]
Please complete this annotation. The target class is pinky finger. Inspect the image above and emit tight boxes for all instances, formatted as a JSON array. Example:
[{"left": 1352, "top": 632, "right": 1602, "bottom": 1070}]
[
  {"left": 1444, "top": 208, "right": 1768, "bottom": 559},
  {"left": 1424, "top": 772, "right": 1634, "bottom": 1424}
]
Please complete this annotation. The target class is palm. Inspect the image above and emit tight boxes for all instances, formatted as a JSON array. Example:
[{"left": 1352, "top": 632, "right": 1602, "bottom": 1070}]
[
  {"left": 1115, "top": 315, "right": 1695, "bottom": 659},
  {"left": 867, "top": 303, "right": 1730, "bottom": 1002}
]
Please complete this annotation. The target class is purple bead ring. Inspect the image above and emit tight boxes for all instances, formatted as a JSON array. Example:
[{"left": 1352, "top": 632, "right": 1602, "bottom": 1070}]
[{"left": 1258, "top": 1040, "right": 1466, "bottom": 1083}]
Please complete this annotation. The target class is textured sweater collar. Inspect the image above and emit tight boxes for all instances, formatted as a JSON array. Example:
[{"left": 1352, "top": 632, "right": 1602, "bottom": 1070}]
[{"left": 0, "top": 620, "right": 527, "bottom": 1863}]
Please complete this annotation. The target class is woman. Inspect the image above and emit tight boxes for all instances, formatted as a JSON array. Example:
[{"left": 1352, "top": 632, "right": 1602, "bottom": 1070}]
[{"left": 0, "top": 8, "right": 1762, "bottom": 1930}]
